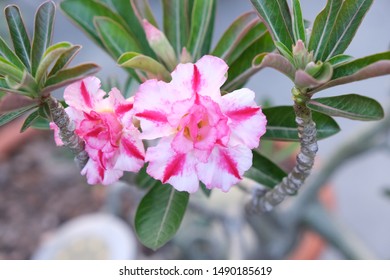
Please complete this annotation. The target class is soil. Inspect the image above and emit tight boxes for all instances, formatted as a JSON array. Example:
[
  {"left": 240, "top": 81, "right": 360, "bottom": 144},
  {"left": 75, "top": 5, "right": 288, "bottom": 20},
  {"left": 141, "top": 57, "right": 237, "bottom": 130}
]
[{"left": 0, "top": 128, "right": 105, "bottom": 259}]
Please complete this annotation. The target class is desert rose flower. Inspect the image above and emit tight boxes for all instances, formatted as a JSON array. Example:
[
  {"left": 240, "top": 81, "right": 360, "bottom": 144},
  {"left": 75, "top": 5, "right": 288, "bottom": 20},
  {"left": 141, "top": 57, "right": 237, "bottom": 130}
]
[
  {"left": 134, "top": 55, "right": 267, "bottom": 193},
  {"left": 51, "top": 77, "right": 145, "bottom": 185}
]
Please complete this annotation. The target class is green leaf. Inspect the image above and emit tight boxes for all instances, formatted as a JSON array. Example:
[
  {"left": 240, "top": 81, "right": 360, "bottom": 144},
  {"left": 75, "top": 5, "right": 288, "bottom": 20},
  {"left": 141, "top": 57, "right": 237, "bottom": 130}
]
[
  {"left": 262, "top": 106, "right": 340, "bottom": 141},
  {"left": 42, "top": 63, "right": 100, "bottom": 93},
  {"left": 98, "top": 0, "right": 154, "bottom": 57},
  {"left": 35, "top": 42, "right": 73, "bottom": 85},
  {"left": 292, "top": 0, "right": 306, "bottom": 43},
  {"left": 327, "top": 54, "right": 354, "bottom": 68},
  {"left": 0, "top": 57, "right": 24, "bottom": 81},
  {"left": 5, "top": 5, "right": 31, "bottom": 70},
  {"left": 311, "top": 51, "right": 390, "bottom": 94},
  {"left": 94, "top": 26, "right": 141, "bottom": 81},
  {"left": 187, "top": 0, "right": 215, "bottom": 60},
  {"left": 0, "top": 104, "right": 37, "bottom": 127},
  {"left": 163, "top": 0, "right": 191, "bottom": 55},
  {"left": 31, "top": 1, "right": 55, "bottom": 76},
  {"left": 48, "top": 45, "right": 81, "bottom": 77},
  {"left": 223, "top": 32, "right": 275, "bottom": 92},
  {"left": 318, "top": 0, "right": 373, "bottom": 61},
  {"left": 30, "top": 114, "right": 50, "bottom": 129},
  {"left": 274, "top": 41, "right": 293, "bottom": 62},
  {"left": 250, "top": 0, "right": 294, "bottom": 49},
  {"left": 20, "top": 109, "right": 40, "bottom": 132},
  {"left": 309, "top": 0, "right": 342, "bottom": 60},
  {"left": 94, "top": 17, "right": 141, "bottom": 81},
  {"left": 212, "top": 12, "right": 259, "bottom": 60},
  {"left": 135, "top": 165, "right": 158, "bottom": 189},
  {"left": 135, "top": 183, "right": 189, "bottom": 250},
  {"left": 60, "top": 0, "right": 126, "bottom": 49},
  {"left": 0, "top": 36, "right": 25, "bottom": 70},
  {"left": 200, "top": 182, "right": 212, "bottom": 197},
  {"left": 224, "top": 22, "right": 268, "bottom": 65},
  {"left": 118, "top": 52, "right": 171, "bottom": 82},
  {"left": 244, "top": 150, "right": 286, "bottom": 188},
  {"left": 308, "top": 94, "right": 384, "bottom": 121}
]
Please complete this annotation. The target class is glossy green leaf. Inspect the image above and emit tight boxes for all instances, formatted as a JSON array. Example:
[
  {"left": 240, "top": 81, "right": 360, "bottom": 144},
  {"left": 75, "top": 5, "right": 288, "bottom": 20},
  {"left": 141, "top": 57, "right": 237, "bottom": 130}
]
[
  {"left": 5, "top": 5, "right": 31, "bottom": 70},
  {"left": 9, "top": 71, "right": 39, "bottom": 97},
  {"left": 223, "top": 32, "right": 274, "bottom": 92},
  {"left": 274, "top": 41, "right": 293, "bottom": 62},
  {"left": 212, "top": 12, "right": 259, "bottom": 60},
  {"left": 244, "top": 150, "right": 286, "bottom": 188},
  {"left": 94, "top": 17, "right": 140, "bottom": 58},
  {"left": 199, "top": 0, "right": 216, "bottom": 57},
  {"left": 163, "top": 0, "right": 191, "bottom": 55},
  {"left": 94, "top": 17, "right": 141, "bottom": 81},
  {"left": 250, "top": 0, "right": 294, "bottom": 49},
  {"left": 187, "top": 0, "right": 215, "bottom": 60},
  {"left": 48, "top": 45, "right": 81, "bottom": 77},
  {"left": 0, "top": 36, "right": 25, "bottom": 70},
  {"left": 311, "top": 51, "right": 390, "bottom": 94},
  {"left": 292, "top": 0, "right": 306, "bottom": 43},
  {"left": 0, "top": 57, "right": 24, "bottom": 82},
  {"left": 118, "top": 52, "right": 171, "bottom": 81},
  {"left": 98, "top": 0, "right": 154, "bottom": 57},
  {"left": 60, "top": 0, "right": 126, "bottom": 49},
  {"left": 200, "top": 182, "right": 212, "bottom": 197},
  {"left": 225, "top": 22, "right": 268, "bottom": 65},
  {"left": 262, "top": 106, "right": 340, "bottom": 141},
  {"left": 135, "top": 183, "right": 189, "bottom": 250},
  {"left": 135, "top": 165, "right": 158, "bottom": 189},
  {"left": 30, "top": 116, "right": 50, "bottom": 130},
  {"left": 308, "top": 94, "right": 384, "bottom": 121},
  {"left": 20, "top": 109, "right": 40, "bottom": 132},
  {"left": 31, "top": 1, "right": 55, "bottom": 76},
  {"left": 309, "top": 0, "right": 342, "bottom": 60},
  {"left": 0, "top": 104, "right": 37, "bottom": 127},
  {"left": 35, "top": 42, "right": 73, "bottom": 85},
  {"left": 327, "top": 54, "right": 354, "bottom": 68},
  {"left": 319, "top": 0, "right": 373, "bottom": 61},
  {"left": 0, "top": 76, "right": 31, "bottom": 96},
  {"left": 42, "top": 63, "right": 100, "bottom": 93}
]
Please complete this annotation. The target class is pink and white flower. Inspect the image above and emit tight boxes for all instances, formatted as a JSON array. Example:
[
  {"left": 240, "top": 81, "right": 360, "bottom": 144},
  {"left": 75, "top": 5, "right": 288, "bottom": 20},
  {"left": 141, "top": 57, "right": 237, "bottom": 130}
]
[
  {"left": 134, "top": 55, "right": 267, "bottom": 193},
  {"left": 51, "top": 76, "right": 145, "bottom": 185}
]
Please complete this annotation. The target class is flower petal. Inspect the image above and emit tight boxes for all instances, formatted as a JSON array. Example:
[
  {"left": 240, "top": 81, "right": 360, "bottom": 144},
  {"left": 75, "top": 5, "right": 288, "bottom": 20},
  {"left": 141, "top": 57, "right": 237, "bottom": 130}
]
[
  {"left": 221, "top": 88, "right": 267, "bottom": 149},
  {"left": 114, "top": 130, "right": 145, "bottom": 172},
  {"left": 81, "top": 158, "right": 123, "bottom": 185},
  {"left": 146, "top": 137, "right": 199, "bottom": 193},
  {"left": 49, "top": 122, "right": 63, "bottom": 146},
  {"left": 196, "top": 145, "right": 252, "bottom": 192},
  {"left": 64, "top": 76, "right": 106, "bottom": 112},
  {"left": 134, "top": 79, "right": 179, "bottom": 139}
]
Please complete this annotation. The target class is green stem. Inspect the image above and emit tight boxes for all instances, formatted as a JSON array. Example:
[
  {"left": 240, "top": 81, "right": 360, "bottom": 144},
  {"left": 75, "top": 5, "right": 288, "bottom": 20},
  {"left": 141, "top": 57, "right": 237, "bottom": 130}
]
[
  {"left": 47, "top": 96, "right": 89, "bottom": 169},
  {"left": 248, "top": 87, "right": 318, "bottom": 212}
]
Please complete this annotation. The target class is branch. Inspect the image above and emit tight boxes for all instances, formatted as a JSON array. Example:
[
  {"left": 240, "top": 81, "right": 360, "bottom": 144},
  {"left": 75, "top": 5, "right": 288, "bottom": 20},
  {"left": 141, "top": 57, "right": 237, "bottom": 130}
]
[
  {"left": 248, "top": 87, "right": 318, "bottom": 212},
  {"left": 48, "top": 96, "right": 89, "bottom": 169}
]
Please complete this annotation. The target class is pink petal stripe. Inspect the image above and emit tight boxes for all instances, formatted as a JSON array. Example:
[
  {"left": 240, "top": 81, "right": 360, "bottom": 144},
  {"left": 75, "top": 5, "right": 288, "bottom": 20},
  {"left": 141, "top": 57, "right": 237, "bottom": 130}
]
[
  {"left": 225, "top": 107, "right": 260, "bottom": 121},
  {"left": 192, "top": 64, "right": 201, "bottom": 93},
  {"left": 80, "top": 80, "right": 93, "bottom": 108},
  {"left": 122, "top": 138, "right": 145, "bottom": 161},
  {"left": 115, "top": 103, "right": 134, "bottom": 117},
  {"left": 136, "top": 110, "right": 168, "bottom": 122},
  {"left": 220, "top": 149, "right": 241, "bottom": 179},
  {"left": 162, "top": 153, "right": 186, "bottom": 183}
]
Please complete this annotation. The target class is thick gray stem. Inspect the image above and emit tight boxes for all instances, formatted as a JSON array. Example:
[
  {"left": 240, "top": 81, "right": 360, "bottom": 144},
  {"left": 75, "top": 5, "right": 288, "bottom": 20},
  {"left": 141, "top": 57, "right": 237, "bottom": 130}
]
[
  {"left": 248, "top": 90, "right": 318, "bottom": 212},
  {"left": 48, "top": 97, "right": 89, "bottom": 169}
]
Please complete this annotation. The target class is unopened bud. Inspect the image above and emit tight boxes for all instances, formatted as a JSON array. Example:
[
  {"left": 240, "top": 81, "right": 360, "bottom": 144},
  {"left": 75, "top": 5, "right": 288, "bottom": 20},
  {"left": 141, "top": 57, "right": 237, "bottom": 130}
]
[{"left": 143, "top": 19, "right": 177, "bottom": 71}]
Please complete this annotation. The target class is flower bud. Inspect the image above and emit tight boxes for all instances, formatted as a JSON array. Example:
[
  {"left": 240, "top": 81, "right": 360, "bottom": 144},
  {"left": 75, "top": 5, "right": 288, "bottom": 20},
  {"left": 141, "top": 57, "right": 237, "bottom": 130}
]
[
  {"left": 304, "top": 61, "right": 323, "bottom": 78},
  {"left": 143, "top": 19, "right": 177, "bottom": 71}
]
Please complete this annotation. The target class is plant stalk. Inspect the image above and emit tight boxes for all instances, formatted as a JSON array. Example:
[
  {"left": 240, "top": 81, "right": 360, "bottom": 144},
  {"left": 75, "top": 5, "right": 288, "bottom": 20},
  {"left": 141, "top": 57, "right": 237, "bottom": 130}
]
[
  {"left": 248, "top": 87, "right": 318, "bottom": 212},
  {"left": 47, "top": 96, "right": 89, "bottom": 169}
]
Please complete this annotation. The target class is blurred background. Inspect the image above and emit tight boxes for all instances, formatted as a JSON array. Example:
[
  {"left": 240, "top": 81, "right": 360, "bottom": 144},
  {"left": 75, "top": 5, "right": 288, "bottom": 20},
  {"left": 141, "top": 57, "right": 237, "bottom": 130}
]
[{"left": 0, "top": 0, "right": 389, "bottom": 259}]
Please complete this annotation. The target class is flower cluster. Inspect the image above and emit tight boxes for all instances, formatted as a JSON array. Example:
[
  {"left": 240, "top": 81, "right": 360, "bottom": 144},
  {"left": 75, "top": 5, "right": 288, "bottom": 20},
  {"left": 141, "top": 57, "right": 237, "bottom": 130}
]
[{"left": 52, "top": 56, "right": 267, "bottom": 193}]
